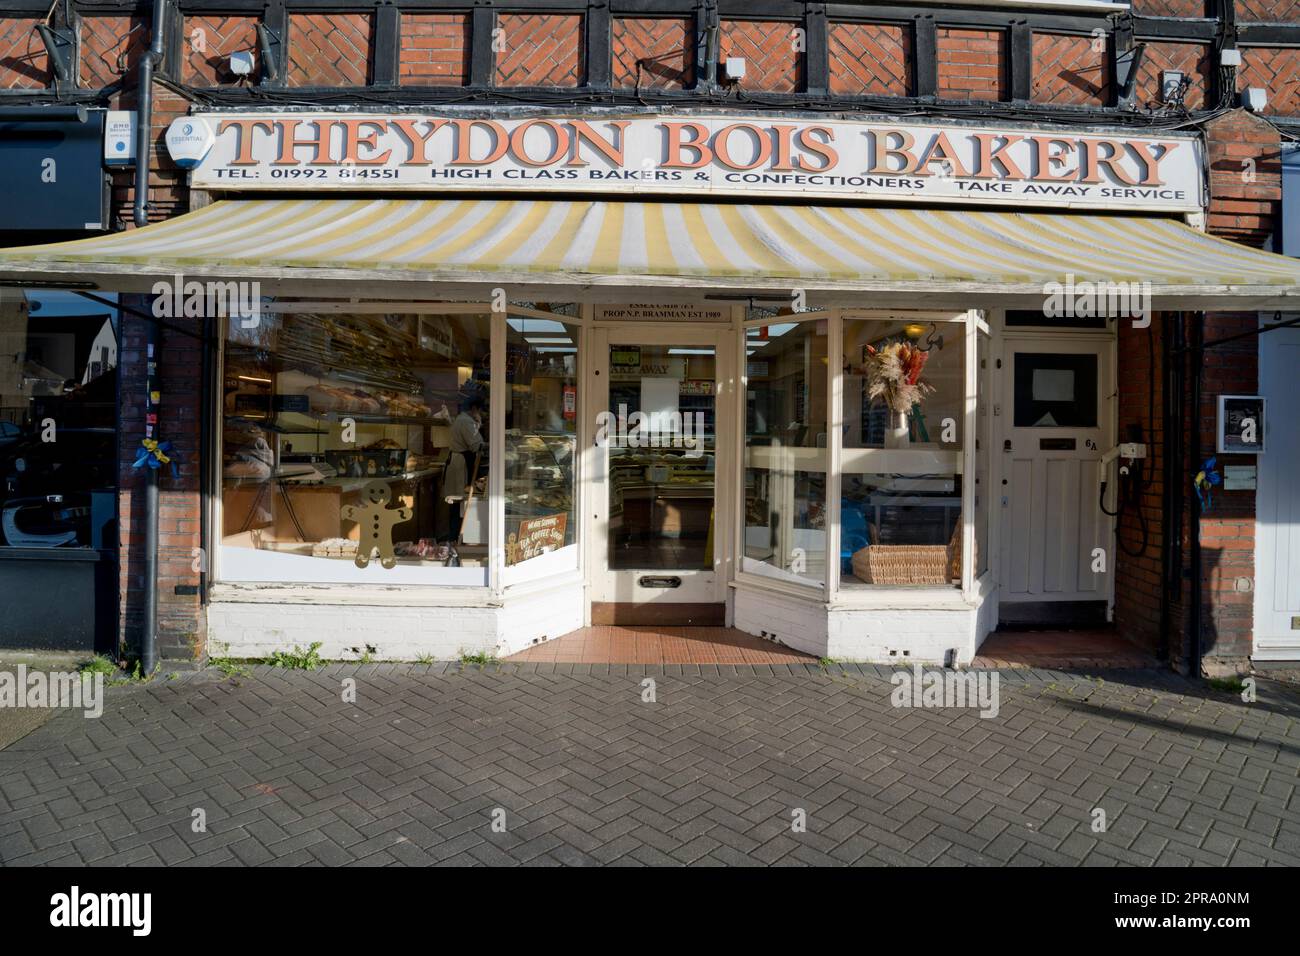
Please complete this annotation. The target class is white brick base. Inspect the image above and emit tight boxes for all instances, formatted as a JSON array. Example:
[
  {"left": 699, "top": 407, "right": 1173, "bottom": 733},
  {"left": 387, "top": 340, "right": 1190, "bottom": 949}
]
[
  {"left": 206, "top": 580, "right": 585, "bottom": 661},
  {"left": 734, "top": 583, "right": 995, "bottom": 664}
]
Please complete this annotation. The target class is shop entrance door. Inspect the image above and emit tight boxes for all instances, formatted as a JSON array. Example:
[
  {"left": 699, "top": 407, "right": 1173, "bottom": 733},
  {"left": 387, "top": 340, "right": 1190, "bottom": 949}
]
[
  {"left": 588, "top": 326, "right": 732, "bottom": 624},
  {"left": 998, "top": 336, "right": 1115, "bottom": 621},
  {"left": 1254, "top": 320, "right": 1300, "bottom": 661}
]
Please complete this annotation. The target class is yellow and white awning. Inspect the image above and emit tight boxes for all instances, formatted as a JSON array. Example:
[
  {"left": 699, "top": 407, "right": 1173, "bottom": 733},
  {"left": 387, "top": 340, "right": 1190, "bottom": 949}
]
[{"left": 1, "top": 197, "right": 1298, "bottom": 307}]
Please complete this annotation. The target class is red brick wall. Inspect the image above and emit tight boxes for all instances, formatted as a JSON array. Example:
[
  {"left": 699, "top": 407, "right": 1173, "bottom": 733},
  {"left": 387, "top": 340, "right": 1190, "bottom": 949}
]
[
  {"left": 1239, "top": 48, "right": 1300, "bottom": 115},
  {"left": 719, "top": 19, "right": 801, "bottom": 93},
  {"left": 183, "top": 15, "right": 260, "bottom": 86},
  {"left": 495, "top": 14, "right": 584, "bottom": 87},
  {"left": 611, "top": 17, "right": 693, "bottom": 90},
  {"left": 1137, "top": 42, "right": 1210, "bottom": 111},
  {"left": 936, "top": 28, "right": 1005, "bottom": 101},
  {"left": 0, "top": 16, "right": 49, "bottom": 88},
  {"left": 1236, "top": 0, "right": 1300, "bottom": 20},
  {"left": 1132, "top": 0, "right": 1208, "bottom": 15},
  {"left": 80, "top": 15, "right": 147, "bottom": 88},
  {"left": 1205, "top": 109, "right": 1282, "bottom": 247},
  {"left": 108, "top": 89, "right": 189, "bottom": 230},
  {"left": 1113, "top": 315, "right": 1166, "bottom": 656},
  {"left": 1032, "top": 32, "right": 1110, "bottom": 106},
  {"left": 288, "top": 13, "right": 374, "bottom": 87},
  {"left": 117, "top": 302, "right": 207, "bottom": 662},
  {"left": 828, "top": 22, "right": 910, "bottom": 97},
  {"left": 399, "top": 13, "right": 470, "bottom": 86}
]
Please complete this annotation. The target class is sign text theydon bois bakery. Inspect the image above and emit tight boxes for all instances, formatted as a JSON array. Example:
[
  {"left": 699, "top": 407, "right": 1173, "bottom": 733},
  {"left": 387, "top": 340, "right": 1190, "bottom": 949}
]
[{"left": 172, "top": 112, "right": 1203, "bottom": 212}]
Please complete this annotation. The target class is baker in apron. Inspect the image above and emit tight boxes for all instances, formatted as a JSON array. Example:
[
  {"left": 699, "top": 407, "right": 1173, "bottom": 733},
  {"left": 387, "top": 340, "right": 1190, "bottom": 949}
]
[{"left": 444, "top": 396, "right": 485, "bottom": 540}]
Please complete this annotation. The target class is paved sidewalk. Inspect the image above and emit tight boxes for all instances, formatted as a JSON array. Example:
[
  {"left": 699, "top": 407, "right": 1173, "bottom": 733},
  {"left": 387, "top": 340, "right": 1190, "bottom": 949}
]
[{"left": 1, "top": 663, "right": 1298, "bottom": 866}]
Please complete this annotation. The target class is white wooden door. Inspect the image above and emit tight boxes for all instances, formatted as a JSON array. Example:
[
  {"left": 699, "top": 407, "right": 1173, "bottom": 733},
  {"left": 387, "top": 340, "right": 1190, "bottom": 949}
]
[
  {"left": 1253, "top": 322, "right": 1300, "bottom": 660},
  {"left": 999, "top": 336, "right": 1114, "bottom": 603}
]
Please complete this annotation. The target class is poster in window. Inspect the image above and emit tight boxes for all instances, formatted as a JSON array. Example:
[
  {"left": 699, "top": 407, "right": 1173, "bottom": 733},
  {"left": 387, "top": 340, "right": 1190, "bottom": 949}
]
[{"left": 1217, "top": 396, "right": 1266, "bottom": 454}]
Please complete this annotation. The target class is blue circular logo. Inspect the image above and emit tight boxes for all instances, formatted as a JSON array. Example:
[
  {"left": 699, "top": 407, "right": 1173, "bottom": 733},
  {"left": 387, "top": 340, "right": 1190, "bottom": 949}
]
[{"left": 183, "top": 123, "right": 193, "bottom": 136}]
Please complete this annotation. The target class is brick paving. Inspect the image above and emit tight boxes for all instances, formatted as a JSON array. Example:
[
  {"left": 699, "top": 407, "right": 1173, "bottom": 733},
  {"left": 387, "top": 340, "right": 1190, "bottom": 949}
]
[
  {"left": 1, "top": 663, "right": 1298, "bottom": 866},
  {"left": 971, "top": 630, "right": 1156, "bottom": 671},
  {"left": 507, "top": 626, "right": 815, "bottom": 665}
]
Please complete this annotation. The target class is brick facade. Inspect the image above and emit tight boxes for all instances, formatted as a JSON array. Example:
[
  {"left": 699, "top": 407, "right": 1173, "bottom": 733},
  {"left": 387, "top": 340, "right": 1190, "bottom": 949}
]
[
  {"left": 182, "top": 15, "right": 260, "bottom": 87},
  {"left": 288, "top": 13, "right": 374, "bottom": 87},
  {"left": 828, "top": 22, "right": 910, "bottom": 97},
  {"left": 399, "top": 13, "right": 471, "bottom": 86},
  {"left": 719, "top": 19, "right": 802, "bottom": 93},
  {"left": 1137, "top": 42, "right": 1211, "bottom": 111},
  {"left": 1205, "top": 109, "right": 1283, "bottom": 247},
  {"left": 1238, "top": 48, "right": 1300, "bottom": 115},
  {"left": 1236, "top": 0, "right": 1300, "bottom": 20},
  {"left": 80, "top": 15, "right": 147, "bottom": 89},
  {"left": 495, "top": 14, "right": 584, "bottom": 87},
  {"left": 1032, "top": 32, "right": 1110, "bottom": 106},
  {"left": 936, "top": 28, "right": 1005, "bottom": 101},
  {"left": 0, "top": 16, "right": 49, "bottom": 89},
  {"left": 611, "top": 17, "right": 694, "bottom": 90}
]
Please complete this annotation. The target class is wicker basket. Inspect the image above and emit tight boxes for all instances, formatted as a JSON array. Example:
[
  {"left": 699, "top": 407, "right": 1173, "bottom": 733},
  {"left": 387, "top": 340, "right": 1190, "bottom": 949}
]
[{"left": 851, "top": 522, "right": 962, "bottom": 586}]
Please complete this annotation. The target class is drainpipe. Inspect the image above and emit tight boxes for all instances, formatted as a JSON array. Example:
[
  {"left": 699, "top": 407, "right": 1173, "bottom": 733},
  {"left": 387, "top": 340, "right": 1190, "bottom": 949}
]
[
  {"left": 1187, "top": 315, "right": 1205, "bottom": 678},
  {"left": 136, "top": 0, "right": 167, "bottom": 674}
]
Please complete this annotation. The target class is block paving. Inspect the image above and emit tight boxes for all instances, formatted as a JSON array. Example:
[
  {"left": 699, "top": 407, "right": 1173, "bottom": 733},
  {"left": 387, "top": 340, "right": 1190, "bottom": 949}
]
[{"left": 2, "top": 662, "right": 1298, "bottom": 866}]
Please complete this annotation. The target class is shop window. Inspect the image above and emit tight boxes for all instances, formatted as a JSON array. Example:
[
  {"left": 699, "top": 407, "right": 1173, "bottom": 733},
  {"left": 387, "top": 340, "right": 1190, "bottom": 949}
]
[
  {"left": 743, "top": 319, "right": 828, "bottom": 588},
  {"left": 0, "top": 291, "right": 117, "bottom": 550},
  {"left": 220, "top": 308, "right": 491, "bottom": 585},
  {"left": 975, "top": 327, "right": 991, "bottom": 577},
  {"left": 840, "top": 316, "right": 964, "bottom": 588},
  {"left": 503, "top": 311, "right": 579, "bottom": 583}
]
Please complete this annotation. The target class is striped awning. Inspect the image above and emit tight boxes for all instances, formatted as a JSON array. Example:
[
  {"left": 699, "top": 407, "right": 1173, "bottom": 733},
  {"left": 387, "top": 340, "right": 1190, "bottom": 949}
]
[{"left": 2, "top": 197, "right": 1298, "bottom": 306}]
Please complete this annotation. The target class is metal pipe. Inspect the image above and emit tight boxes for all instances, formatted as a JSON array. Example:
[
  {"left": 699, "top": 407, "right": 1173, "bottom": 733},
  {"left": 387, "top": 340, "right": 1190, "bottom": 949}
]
[
  {"left": 133, "top": 0, "right": 168, "bottom": 229},
  {"left": 1188, "top": 314, "right": 1204, "bottom": 678},
  {"left": 136, "top": 0, "right": 168, "bottom": 672}
]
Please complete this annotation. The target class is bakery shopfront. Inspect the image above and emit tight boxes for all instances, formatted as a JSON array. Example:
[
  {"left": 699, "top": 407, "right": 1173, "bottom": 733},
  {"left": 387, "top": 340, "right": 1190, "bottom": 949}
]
[{"left": 2, "top": 109, "right": 1299, "bottom": 664}]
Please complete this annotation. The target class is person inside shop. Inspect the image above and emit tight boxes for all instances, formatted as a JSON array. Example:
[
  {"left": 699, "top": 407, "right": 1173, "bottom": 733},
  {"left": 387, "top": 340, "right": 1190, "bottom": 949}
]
[{"left": 444, "top": 395, "right": 486, "bottom": 540}]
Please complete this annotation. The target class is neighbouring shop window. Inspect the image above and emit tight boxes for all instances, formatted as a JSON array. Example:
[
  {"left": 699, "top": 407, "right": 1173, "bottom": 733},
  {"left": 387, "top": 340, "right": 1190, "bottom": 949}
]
[
  {"left": 504, "top": 311, "right": 579, "bottom": 581},
  {"left": 0, "top": 290, "right": 117, "bottom": 550},
  {"left": 220, "top": 308, "right": 491, "bottom": 585},
  {"left": 743, "top": 319, "right": 828, "bottom": 588},
  {"left": 840, "top": 315, "right": 964, "bottom": 588}
]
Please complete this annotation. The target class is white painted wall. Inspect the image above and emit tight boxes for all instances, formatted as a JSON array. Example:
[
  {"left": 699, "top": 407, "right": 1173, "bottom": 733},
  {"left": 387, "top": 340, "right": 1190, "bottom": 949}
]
[{"left": 207, "top": 580, "right": 585, "bottom": 661}]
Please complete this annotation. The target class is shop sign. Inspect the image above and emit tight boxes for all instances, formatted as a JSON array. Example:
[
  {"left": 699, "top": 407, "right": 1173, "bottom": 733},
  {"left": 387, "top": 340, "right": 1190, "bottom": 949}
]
[
  {"left": 509, "top": 513, "right": 567, "bottom": 564},
  {"left": 171, "top": 112, "right": 1203, "bottom": 212},
  {"left": 597, "top": 304, "right": 730, "bottom": 323}
]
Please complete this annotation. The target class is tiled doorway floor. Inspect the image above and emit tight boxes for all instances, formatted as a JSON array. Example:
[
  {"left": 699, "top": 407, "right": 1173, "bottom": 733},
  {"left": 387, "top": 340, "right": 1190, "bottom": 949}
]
[
  {"left": 505, "top": 626, "right": 816, "bottom": 665},
  {"left": 971, "top": 629, "right": 1157, "bottom": 670}
]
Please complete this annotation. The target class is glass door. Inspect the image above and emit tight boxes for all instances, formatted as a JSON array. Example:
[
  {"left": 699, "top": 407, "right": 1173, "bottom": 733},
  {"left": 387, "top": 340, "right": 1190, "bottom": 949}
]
[{"left": 590, "top": 326, "right": 730, "bottom": 614}]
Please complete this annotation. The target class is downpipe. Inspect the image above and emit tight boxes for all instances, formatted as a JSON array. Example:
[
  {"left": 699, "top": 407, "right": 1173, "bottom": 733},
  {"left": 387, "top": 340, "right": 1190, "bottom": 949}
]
[{"left": 136, "top": 0, "right": 168, "bottom": 674}]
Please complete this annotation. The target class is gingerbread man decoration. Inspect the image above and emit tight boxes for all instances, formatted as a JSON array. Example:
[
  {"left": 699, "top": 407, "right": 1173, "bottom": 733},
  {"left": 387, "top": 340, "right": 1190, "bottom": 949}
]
[{"left": 342, "top": 480, "right": 411, "bottom": 569}]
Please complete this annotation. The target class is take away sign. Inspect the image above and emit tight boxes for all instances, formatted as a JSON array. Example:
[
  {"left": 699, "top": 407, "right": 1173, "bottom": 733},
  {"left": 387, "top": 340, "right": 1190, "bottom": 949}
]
[{"left": 171, "top": 112, "right": 1204, "bottom": 212}]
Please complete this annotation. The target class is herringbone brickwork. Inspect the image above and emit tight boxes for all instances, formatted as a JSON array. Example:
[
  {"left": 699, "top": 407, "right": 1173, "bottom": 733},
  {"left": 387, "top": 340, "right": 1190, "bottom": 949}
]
[
  {"left": 1239, "top": 47, "right": 1300, "bottom": 115},
  {"left": 495, "top": 14, "right": 584, "bottom": 87},
  {"left": 0, "top": 16, "right": 48, "bottom": 88},
  {"left": 720, "top": 19, "right": 802, "bottom": 93},
  {"left": 288, "top": 13, "right": 374, "bottom": 87},
  {"left": 612, "top": 17, "right": 693, "bottom": 90},
  {"left": 1133, "top": 0, "right": 1208, "bottom": 15},
  {"left": 1032, "top": 32, "right": 1110, "bottom": 106},
  {"left": 183, "top": 15, "right": 260, "bottom": 86},
  {"left": 2, "top": 664, "right": 1297, "bottom": 866},
  {"left": 828, "top": 22, "right": 910, "bottom": 96},
  {"left": 1136, "top": 41, "right": 1210, "bottom": 111},
  {"left": 937, "top": 28, "right": 1005, "bottom": 101},
  {"left": 80, "top": 15, "right": 147, "bottom": 88},
  {"left": 399, "top": 13, "right": 470, "bottom": 85},
  {"left": 1236, "top": 0, "right": 1300, "bottom": 21}
]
